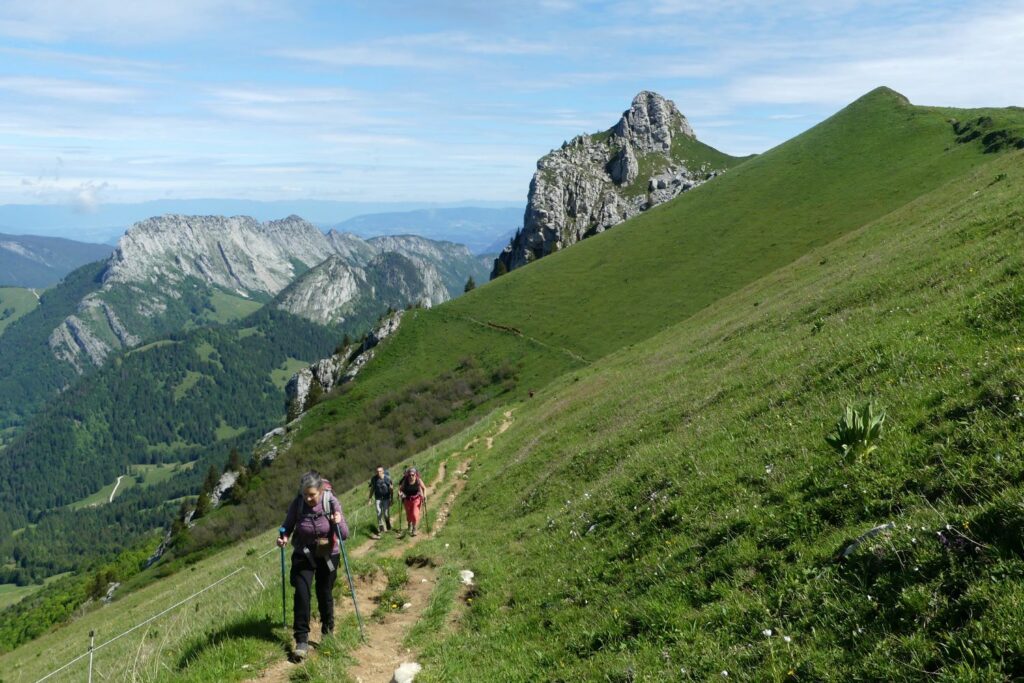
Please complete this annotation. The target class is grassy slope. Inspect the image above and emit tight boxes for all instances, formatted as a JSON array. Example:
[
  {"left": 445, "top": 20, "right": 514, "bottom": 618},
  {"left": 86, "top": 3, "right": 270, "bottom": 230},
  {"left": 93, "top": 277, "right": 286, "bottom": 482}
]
[
  {"left": 301, "top": 89, "right": 1020, "bottom": 417},
  {"left": 410, "top": 151, "right": 1024, "bottom": 680},
  {"left": 0, "top": 288, "right": 38, "bottom": 337}
]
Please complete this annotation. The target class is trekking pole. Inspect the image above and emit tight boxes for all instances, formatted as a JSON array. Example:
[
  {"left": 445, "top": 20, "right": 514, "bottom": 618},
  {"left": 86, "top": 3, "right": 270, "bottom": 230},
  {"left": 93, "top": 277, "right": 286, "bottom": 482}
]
[
  {"left": 335, "top": 522, "right": 366, "bottom": 642},
  {"left": 278, "top": 527, "right": 288, "bottom": 628}
]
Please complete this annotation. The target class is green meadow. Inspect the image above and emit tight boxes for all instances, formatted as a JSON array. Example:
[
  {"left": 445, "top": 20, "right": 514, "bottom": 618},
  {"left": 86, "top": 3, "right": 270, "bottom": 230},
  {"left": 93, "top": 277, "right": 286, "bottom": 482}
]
[{"left": 0, "top": 288, "right": 39, "bottom": 337}]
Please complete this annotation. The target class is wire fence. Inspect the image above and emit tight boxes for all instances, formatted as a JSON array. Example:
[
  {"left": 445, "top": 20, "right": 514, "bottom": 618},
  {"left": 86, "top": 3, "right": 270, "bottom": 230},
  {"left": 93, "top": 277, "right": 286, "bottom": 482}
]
[
  {"left": 34, "top": 546, "right": 280, "bottom": 683},
  {"left": 31, "top": 505, "right": 371, "bottom": 683}
]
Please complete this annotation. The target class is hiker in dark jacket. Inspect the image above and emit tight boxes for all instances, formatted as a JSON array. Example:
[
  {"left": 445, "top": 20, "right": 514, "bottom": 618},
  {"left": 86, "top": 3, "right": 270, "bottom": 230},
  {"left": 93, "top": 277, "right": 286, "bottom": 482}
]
[
  {"left": 367, "top": 465, "right": 393, "bottom": 537},
  {"left": 277, "top": 470, "right": 349, "bottom": 659},
  {"left": 399, "top": 467, "right": 426, "bottom": 536}
]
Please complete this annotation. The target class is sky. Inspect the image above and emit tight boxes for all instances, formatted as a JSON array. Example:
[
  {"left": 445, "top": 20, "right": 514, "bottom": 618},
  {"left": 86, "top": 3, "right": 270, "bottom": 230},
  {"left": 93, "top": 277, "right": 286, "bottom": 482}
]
[{"left": 1, "top": 0, "right": 1023, "bottom": 210}]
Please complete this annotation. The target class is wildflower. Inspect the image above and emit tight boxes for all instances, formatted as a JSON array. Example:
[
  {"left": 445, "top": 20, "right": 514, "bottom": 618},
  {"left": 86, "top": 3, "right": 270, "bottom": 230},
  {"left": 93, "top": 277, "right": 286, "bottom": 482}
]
[
  {"left": 762, "top": 629, "right": 772, "bottom": 637},
  {"left": 721, "top": 671, "right": 729, "bottom": 677},
  {"left": 783, "top": 635, "right": 792, "bottom": 644}
]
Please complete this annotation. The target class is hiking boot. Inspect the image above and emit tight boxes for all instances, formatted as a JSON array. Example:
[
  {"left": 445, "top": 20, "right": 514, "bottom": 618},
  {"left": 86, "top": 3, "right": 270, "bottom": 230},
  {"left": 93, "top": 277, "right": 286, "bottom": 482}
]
[{"left": 294, "top": 642, "right": 309, "bottom": 660}]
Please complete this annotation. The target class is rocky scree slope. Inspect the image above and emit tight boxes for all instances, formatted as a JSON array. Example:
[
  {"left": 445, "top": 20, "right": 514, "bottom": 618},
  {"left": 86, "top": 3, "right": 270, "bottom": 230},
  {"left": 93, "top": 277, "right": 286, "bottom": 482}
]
[
  {"left": 492, "top": 90, "right": 748, "bottom": 276},
  {"left": 46, "top": 216, "right": 484, "bottom": 371}
]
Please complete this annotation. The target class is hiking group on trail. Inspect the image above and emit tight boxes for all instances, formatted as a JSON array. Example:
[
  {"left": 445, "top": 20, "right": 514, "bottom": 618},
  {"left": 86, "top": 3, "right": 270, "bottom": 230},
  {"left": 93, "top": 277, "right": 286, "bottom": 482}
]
[
  {"left": 277, "top": 470, "right": 349, "bottom": 660},
  {"left": 366, "top": 465, "right": 428, "bottom": 537}
]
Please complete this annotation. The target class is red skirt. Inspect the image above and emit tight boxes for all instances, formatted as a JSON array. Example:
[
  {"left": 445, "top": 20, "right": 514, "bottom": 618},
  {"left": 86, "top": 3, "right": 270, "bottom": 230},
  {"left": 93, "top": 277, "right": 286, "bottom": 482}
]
[{"left": 403, "top": 495, "right": 423, "bottom": 525}]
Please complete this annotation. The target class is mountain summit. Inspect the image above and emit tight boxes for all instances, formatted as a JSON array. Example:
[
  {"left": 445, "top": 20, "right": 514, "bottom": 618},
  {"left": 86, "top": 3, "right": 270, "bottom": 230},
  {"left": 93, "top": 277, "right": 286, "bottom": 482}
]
[{"left": 491, "top": 91, "right": 747, "bottom": 277}]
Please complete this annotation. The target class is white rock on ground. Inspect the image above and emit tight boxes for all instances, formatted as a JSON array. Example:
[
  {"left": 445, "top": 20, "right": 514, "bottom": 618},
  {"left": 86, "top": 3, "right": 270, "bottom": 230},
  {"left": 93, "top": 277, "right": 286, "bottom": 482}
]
[{"left": 391, "top": 662, "right": 422, "bottom": 683}]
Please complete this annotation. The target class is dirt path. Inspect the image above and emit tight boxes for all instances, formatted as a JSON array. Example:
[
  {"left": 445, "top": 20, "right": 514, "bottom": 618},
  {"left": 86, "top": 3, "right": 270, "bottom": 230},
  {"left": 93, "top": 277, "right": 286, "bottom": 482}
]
[
  {"left": 108, "top": 475, "right": 125, "bottom": 503},
  {"left": 245, "top": 410, "right": 513, "bottom": 683}
]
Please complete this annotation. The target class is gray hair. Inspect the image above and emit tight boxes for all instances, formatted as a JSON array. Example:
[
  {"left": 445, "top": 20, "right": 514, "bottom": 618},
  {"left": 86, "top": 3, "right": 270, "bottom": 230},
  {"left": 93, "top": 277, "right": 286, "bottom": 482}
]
[{"left": 299, "top": 470, "right": 323, "bottom": 492}]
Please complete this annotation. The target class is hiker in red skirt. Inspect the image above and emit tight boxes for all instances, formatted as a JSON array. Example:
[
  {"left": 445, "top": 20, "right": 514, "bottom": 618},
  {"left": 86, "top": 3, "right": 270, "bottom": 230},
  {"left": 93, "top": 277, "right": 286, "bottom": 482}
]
[{"left": 399, "top": 467, "right": 426, "bottom": 536}]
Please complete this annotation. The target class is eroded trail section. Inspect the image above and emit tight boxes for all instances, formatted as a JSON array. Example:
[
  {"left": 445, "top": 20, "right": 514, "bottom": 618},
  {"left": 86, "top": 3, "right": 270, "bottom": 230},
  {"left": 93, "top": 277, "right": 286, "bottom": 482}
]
[{"left": 346, "top": 410, "right": 513, "bottom": 682}]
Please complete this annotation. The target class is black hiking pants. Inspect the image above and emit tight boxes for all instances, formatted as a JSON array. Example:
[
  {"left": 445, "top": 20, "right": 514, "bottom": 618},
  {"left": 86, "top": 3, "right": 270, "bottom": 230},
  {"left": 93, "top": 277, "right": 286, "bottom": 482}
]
[{"left": 290, "top": 551, "right": 339, "bottom": 643}]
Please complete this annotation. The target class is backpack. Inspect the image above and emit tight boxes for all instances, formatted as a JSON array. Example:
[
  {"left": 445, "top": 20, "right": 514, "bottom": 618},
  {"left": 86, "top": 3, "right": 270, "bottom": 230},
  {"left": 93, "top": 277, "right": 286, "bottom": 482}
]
[{"left": 371, "top": 472, "right": 392, "bottom": 498}]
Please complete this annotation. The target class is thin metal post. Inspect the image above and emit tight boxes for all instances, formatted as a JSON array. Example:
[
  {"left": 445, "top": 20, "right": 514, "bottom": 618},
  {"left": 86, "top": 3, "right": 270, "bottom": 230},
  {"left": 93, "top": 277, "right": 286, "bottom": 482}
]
[{"left": 87, "top": 630, "right": 95, "bottom": 683}]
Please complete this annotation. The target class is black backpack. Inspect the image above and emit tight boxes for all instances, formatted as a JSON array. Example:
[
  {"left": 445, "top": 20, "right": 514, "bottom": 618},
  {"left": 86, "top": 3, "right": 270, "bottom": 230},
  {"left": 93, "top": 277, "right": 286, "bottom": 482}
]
[{"left": 371, "top": 471, "right": 392, "bottom": 498}]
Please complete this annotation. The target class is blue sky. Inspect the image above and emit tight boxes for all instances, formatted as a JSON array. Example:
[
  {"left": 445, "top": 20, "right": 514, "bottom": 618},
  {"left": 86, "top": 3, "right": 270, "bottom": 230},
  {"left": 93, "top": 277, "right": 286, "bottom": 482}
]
[{"left": 1, "top": 0, "right": 1022, "bottom": 209}]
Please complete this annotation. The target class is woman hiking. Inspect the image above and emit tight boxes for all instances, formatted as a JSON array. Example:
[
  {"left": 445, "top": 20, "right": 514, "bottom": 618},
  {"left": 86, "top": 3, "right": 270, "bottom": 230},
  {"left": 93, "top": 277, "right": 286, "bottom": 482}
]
[
  {"left": 277, "top": 470, "right": 349, "bottom": 659},
  {"left": 398, "top": 467, "right": 426, "bottom": 536}
]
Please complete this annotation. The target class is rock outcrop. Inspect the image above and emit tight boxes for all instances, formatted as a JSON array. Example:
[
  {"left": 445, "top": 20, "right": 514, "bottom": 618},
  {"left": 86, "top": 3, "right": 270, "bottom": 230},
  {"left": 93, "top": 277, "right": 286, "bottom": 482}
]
[
  {"left": 273, "top": 252, "right": 445, "bottom": 326},
  {"left": 285, "top": 310, "right": 404, "bottom": 417},
  {"left": 492, "top": 91, "right": 737, "bottom": 277}
]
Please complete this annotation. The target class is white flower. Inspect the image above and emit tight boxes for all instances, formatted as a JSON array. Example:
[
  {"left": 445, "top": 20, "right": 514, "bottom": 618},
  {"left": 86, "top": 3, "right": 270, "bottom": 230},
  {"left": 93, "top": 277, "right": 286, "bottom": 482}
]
[
  {"left": 762, "top": 629, "right": 772, "bottom": 637},
  {"left": 721, "top": 671, "right": 729, "bottom": 677},
  {"left": 783, "top": 635, "right": 792, "bottom": 644}
]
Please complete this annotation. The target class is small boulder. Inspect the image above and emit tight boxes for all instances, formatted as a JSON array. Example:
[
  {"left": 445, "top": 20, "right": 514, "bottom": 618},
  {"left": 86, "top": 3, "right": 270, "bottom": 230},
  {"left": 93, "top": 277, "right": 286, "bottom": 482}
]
[{"left": 391, "top": 662, "right": 422, "bottom": 683}]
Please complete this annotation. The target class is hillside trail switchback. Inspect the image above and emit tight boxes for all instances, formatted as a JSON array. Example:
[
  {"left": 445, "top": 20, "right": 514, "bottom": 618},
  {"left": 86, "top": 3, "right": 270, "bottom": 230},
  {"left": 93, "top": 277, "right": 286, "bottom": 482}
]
[{"left": 246, "top": 410, "right": 513, "bottom": 683}]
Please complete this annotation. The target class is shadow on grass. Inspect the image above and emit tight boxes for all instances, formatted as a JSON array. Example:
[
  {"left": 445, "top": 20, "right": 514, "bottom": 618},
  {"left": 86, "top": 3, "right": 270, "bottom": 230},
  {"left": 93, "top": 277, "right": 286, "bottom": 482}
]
[{"left": 176, "top": 614, "right": 282, "bottom": 670}]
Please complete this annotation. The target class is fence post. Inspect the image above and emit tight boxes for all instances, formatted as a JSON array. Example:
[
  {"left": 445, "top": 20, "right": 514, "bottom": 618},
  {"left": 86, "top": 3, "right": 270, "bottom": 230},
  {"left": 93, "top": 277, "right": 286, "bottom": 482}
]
[{"left": 87, "top": 630, "right": 95, "bottom": 683}]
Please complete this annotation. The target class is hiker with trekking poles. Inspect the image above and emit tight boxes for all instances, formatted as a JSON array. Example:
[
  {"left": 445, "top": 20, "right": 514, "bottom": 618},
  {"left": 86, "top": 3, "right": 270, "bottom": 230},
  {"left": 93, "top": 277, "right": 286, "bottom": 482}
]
[
  {"left": 398, "top": 467, "right": 427, "bottom": 537},
  {"left": 367, "top": 465, "right": 394, "bottom": 538},
  {"left": 277, "top": 470, "right": 358, "bottom": 659}
]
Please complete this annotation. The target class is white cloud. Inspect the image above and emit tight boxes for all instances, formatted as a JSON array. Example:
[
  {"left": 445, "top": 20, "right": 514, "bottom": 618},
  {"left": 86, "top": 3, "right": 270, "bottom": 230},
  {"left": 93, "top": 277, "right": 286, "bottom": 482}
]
[{"left": 0, "top": 76, "right": 138, "bottom": 102}]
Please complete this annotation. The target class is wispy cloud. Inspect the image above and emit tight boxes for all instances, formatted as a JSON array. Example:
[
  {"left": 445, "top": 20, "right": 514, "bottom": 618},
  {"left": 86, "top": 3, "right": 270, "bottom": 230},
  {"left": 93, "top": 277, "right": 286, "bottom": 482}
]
[
  {"left": 0, "top": 76, "right": 138, "bottom": 102},
  {"left": 0, "top": 0, "right": 283, "bottom": 43}
]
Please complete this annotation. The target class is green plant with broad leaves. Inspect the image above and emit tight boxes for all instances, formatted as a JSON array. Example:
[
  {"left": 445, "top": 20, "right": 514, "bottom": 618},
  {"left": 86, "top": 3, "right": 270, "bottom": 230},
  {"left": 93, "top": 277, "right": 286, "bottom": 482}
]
[{"left": 826, "top": 402, "right": 885, "bottom": 463}]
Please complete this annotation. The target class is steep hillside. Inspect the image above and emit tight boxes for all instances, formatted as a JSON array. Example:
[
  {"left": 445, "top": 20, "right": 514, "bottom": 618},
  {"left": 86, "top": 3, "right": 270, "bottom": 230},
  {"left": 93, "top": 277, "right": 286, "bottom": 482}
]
[
  {"left": 0, "top": 233, "right": 112, "bottom": 288},
  {"left": 4, "top": 133, "right": 1021, "bottom": 683},
  {"left": 0, "top": 261, "right": 106, "bottom": 428},
  {"left": 0, "top": 308, "right": 341, "bottom": 567}
]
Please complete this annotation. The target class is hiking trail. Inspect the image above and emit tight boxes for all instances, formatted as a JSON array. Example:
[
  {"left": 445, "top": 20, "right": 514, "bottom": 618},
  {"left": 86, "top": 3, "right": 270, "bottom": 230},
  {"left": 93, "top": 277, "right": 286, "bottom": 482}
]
[
  {"left": 245, "top": 410, "right": 513, "bottom": 683},
  {"left": 108, "top": 475, "right": 125, "bottom": 503}
]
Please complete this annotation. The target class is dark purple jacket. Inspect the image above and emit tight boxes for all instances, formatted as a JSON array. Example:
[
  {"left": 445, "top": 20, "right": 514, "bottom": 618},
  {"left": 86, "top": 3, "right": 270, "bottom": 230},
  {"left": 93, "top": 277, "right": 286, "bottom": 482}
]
[{"left": 282, "top": 490, "right": 349, "bottom": 555}]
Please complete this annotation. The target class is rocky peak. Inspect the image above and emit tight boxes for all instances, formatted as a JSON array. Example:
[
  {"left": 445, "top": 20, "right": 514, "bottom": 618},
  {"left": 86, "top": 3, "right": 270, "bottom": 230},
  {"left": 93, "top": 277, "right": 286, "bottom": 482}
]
[
  {"left": 612, "top": 90, "right": 694, "bottom": 154},
  {"left": 491, "top": 91, "right": 736, "bottom": 278}
]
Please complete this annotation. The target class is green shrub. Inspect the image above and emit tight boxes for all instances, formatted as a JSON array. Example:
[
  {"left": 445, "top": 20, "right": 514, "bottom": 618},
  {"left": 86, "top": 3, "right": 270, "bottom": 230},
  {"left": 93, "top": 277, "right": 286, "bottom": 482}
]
[{"left": 825, "top": 402, "right": 885, "bottom": 463}]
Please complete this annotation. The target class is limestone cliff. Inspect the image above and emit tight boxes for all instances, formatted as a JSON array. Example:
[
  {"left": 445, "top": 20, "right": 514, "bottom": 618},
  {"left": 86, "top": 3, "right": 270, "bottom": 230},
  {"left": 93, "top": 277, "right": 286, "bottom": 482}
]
[
  {"left": 492, "top": 91, "right": 747, "bottom": 277},
  {"left": 47, "top": 216, "right": 485, "bottom": 371},
  {"left": 273, "top": 252, "right": 446, "bottom": 326}
]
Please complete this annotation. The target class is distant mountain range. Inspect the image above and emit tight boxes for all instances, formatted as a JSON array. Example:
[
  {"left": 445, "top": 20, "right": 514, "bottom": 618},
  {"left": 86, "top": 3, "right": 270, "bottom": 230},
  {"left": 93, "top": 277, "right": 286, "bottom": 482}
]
[
  {"left": 331, "top": 207, "right": 522, "bottom": 254},
  {"left": 0, "top": 201, "right": 522, "bottom": 246},
  {"left": 0, "top": 233, "right": 112, "bottom": 288}
]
